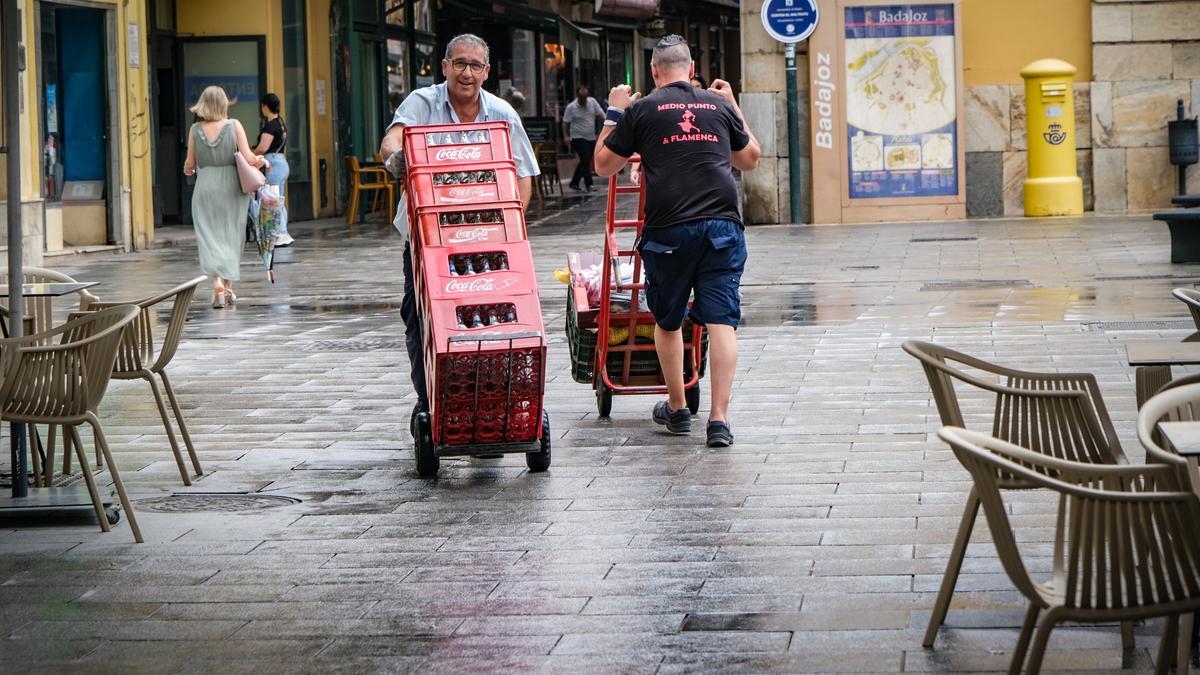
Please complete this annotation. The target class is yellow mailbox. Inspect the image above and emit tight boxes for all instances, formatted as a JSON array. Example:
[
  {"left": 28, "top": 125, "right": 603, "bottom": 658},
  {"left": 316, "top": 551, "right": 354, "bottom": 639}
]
[{"left": 1021, "top": 59, "right": 1083, "bottom": 216}]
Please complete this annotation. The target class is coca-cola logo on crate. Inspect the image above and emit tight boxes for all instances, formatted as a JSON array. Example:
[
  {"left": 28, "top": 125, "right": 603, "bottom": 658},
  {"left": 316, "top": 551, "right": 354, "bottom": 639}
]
[
  {"left": 434, "top": 146, "right": 483, "bottom": 162},
  {"left": 444, "top": 275, "right": 518, "bottom": 294},
  {"left": 446, "top": 226, "right": 500, "bottom": 243},
  {"left": 441, "top": 186, "right": 493, "bottom": 202}
]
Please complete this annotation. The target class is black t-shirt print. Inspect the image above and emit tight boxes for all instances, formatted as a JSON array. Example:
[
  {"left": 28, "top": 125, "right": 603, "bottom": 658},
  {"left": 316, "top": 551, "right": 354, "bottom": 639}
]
[
  {"left": 605, "top": 81, "right": 750, "bottom": 230},
  {"left": 260, "top": 118, "right": 287, "bottom": 155}
]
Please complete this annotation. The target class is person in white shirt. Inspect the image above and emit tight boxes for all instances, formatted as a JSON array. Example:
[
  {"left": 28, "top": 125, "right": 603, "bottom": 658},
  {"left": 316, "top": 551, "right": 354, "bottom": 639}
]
[
  {"left": 560, "top": 86, "right": 605, "bottom": 192},
  {"left": 378, "top": 34, "right": 539, "bottom": 427}
]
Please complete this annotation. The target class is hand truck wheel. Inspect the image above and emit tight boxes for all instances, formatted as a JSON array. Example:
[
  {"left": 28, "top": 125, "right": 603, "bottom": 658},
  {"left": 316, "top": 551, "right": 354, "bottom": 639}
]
[
  {"left": 105, "top": 506, "right": 121, "bottom": 525},
  {"left": 685, "top": 385, "right": 701, "bottom": 416},
  {"left": 526, "top": 410, "right": 551, "bottom": 472},
  {"left": 413, "top": 411, "right": 438, "bottom": 478},
  {"left": 595, "top": 380, "right": 612, "bottom": 417}
]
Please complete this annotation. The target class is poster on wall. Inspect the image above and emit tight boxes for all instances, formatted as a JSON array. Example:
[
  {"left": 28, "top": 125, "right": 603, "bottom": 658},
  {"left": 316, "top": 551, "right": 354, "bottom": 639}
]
[{"left": 844, "top": 4, "right": 958, "bottom": 199}]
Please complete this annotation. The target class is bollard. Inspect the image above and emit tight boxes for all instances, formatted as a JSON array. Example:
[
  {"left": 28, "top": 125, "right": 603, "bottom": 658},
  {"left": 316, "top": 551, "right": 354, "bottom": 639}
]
[{"left": 1020, "top": 59, "right": 1083, "bottom": 216}]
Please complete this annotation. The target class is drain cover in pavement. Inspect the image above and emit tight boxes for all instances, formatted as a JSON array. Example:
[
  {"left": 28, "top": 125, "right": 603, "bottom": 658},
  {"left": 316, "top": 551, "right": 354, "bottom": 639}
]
[
  {"left": 136, "top": 493, "right": 300, "bottom": 513},
  {"left": 300, "top": 339, "right": 405, "bottom": 352},
  {"left": 920, "top": 279, "right": 1031, "bottom": 291},
  {"left": 1083, "top": 319, "right": 1197, "bottom": 332},
  {"left": 910, "top": 236, "right": 977, "bottom": 243}
]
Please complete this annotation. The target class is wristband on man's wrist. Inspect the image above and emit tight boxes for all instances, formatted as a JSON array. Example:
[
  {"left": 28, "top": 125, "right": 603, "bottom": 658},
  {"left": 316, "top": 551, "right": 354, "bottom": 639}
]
[{"left": 605, "top": 107, "right": 625, "bottom": 125}]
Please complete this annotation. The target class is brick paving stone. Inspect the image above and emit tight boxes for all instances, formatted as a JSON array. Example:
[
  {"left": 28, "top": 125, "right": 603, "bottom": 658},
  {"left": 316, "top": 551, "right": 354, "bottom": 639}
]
[{"left": 2, "top": 204, "right": 1198, "bottom": 671}]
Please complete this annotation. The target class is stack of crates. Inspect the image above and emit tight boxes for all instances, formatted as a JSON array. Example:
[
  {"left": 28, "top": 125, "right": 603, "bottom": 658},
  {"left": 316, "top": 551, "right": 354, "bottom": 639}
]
[{"left": 402, "top": 122, "right": 546, "bottom": 449}]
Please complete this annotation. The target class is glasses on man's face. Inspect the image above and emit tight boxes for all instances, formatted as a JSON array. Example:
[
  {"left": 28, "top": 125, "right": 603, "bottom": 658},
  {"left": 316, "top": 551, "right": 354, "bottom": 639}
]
[{"left": 449, "top": 59, "right": 487, "bottom": 75}]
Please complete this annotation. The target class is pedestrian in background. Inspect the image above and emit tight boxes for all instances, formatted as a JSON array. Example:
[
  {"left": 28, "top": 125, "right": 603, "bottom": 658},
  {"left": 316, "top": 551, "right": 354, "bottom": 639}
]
[
  {"left": 252, "top": 93, "right": 293, "bottom": 247},
  {"left": 378, "top": 33, "right": 540, "bottom": 428},
  {"left": 690, "top": 74, "right": 708, "bottom": 88},
  {"left": 184, "top": 85, "right": 266, "bottom": 309},
  {"left": 595, "top": 35, "right": 761, "bottom": 447},
  {"left": 561, "top": 85, "right": 604, "bottom": 192}
]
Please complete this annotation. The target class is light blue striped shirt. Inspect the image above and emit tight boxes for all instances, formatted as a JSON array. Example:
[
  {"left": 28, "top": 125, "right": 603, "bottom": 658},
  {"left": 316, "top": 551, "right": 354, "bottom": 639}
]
[{"left": 388, "top": 82, "right": 539, "bottom": 239}]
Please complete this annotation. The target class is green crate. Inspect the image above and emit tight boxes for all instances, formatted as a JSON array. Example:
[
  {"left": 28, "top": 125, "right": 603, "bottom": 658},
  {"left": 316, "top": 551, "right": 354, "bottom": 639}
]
[{"left": 565, "top": 288, "right": 707, "bottom": 385}]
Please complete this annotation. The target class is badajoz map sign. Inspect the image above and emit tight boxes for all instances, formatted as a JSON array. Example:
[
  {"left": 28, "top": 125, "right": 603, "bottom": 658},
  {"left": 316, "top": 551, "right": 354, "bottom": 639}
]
[
  {"left": 806, "top": 0, "right": 965, "bottom": 224},
  {"left": 844, "top": 4, "right": 958, "bottom": 199}
]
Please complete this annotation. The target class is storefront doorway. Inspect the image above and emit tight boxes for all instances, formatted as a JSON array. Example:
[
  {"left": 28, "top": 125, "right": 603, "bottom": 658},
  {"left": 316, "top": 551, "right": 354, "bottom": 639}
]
[
  {"left": 38, "top": 2, "right": 120, "bottom": 249},
  {"left": 177, "top": 37, "right": 266, "bottom": 224}
]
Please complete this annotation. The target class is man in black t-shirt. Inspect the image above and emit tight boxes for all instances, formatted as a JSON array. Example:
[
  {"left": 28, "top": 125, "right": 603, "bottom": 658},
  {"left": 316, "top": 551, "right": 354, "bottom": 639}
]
[{"left": 595, "top": 35, "right": 761, "bottom": 448}]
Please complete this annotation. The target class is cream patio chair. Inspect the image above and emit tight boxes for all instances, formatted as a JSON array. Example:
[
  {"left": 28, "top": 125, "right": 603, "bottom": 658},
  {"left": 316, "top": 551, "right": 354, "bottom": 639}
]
[
  {"left": 1135, "top": 289, "right": 1200, "bottom": 409},
  {"left": 940, "top": 426, "right": 1200, "bottom": 675},
  {"left": 1137, "top": 382, "right": 1200, "bottom": 674},
  {"left": 902, "top": 340, "right": 1130, "bottom": 649},
  {"left": 0, "top": 305, "right": 143, "bottom": 542},
  {"left": 75, "top": 277, "right": 207, "bottom": 487}
]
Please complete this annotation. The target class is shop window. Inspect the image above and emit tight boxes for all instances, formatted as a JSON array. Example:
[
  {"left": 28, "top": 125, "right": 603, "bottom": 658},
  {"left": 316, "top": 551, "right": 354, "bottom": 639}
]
[
  {"left": 385, "top": 0, "right": 406, "bottom": 26},
  {"left": 153, "top": 0, "right": 174, "bottom": 31},
  {"left": 415, "top": 41, "right": 435, "bottom": 88},
  {"left": 387, "top": 38, "right": 410, "bottom": 110},
  {"left": 282, "top": 0, "right": 310, "bottom": 182},
  {"left": 413, "top": 0, "right": 434, "bottom": 33},
  {"left": 509, "top": 29, "right": 537, "bottom": 117},
  {"left": 542, "top": 41, "right": 565, "bottom": 119}
]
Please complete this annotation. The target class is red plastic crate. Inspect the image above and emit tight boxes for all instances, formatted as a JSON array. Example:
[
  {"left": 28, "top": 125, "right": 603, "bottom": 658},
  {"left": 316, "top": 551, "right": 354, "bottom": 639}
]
[
  {"left": 411, "top": 202, "right": 526, "bottom": 249},
  {"left": 420, "top": 240, "right": 538, "bottom": 301},
  {"left": 403, "top": 121, "right": 513, "bottom": 169},
  {"left": 421, "top": 293, "right": 546, "bottom": 446},
  {"left": 406, "top": 161, "right": 521, "bottom": 209}
]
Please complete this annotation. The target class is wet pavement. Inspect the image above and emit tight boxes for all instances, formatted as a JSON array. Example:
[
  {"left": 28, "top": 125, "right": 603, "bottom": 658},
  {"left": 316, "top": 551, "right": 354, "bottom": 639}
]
[{"left": 2, "top": 187, "right": 1200, "bottom": 673}]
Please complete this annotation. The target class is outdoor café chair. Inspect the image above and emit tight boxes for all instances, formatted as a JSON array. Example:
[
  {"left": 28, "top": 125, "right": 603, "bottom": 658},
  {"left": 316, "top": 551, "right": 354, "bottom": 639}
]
[
  {"left": 902, "top": 340, "right": 1130, "bottom": 648},
  {"left": 1132, "top": 289, "right": 1200, "bottom": 409},
  {"left": 939, "top": 426, "right": 1200, "bottom": 675},
  {"left": 0, "top": 305, "right": 143, "bottom": 542},
  {"left": 72, "top": 277, "right": 207, "bottom": 487},
  {"left": 1, "top": 267, "right": 101, "bottom": 485},
  {"left": 1137, "top": 382, "right": 1200, "bottom": 673}
]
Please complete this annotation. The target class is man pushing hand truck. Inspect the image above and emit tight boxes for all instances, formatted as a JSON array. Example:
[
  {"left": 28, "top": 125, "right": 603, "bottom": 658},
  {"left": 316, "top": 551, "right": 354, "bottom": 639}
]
[{"left": 593, "top": 35, "right": 761, "bottom": 448}]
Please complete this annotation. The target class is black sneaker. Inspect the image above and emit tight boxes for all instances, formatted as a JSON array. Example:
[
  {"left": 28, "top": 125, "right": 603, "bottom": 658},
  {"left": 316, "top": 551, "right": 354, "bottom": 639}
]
[
  {"left": 652, "top": 400, "right": 691, "bottom": 435},
  {"left": 706, "top": 422, "right": 733, "bottom": 447}
]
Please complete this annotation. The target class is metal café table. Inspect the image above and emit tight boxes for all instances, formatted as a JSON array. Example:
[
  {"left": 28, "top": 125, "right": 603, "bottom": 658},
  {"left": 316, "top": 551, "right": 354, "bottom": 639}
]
[
  {"left": 0, "top": 280, "right": 110, "bottom": 516},
  {"left": 1157, "top": 421, "right": 1200, "bottom": 496},
  {"left": 0, "top": 282, "right": 99, "bottom": 336}
]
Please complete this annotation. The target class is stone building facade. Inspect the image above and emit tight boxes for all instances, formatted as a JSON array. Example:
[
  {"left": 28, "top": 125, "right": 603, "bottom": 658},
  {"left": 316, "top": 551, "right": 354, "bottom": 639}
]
[{"left": 740, "top": 0, "right": 1200, "bottom": 224}]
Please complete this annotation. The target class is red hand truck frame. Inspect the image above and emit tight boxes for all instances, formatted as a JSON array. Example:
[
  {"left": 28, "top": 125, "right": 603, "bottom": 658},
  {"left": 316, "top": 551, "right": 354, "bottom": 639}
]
[
  {"left": 401, "top": 121, "right": 551, "bottom": 477},
  {"left": 592, "top": 156, "right": 705, "bottom": 417}
]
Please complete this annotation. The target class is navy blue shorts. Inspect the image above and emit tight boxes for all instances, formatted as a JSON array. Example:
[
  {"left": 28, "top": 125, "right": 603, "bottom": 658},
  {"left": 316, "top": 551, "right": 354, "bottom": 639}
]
[{"left": 636, "top": 218, "right": 747, "bottom": 331}]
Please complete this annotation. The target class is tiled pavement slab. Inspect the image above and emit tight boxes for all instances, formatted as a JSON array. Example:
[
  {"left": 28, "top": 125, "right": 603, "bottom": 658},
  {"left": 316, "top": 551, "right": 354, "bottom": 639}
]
[{"left": 2, "top": 192, "right": 1199, "bottom": 672}]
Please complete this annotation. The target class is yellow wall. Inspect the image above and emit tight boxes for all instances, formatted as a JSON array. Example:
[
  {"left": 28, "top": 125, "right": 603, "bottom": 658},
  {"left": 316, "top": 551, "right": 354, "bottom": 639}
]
[
  {"left": 962, "top": 0, "right": 1092, "bottom": 85},
  {"left": 178, "top": 0, "right": 333, "bottom": 220},
  {"left": 6, "top": 0, "right": 154, "bottom": 249}
]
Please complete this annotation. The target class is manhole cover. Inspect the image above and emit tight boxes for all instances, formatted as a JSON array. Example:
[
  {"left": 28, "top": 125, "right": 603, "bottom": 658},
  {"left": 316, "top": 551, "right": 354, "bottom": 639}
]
[
  {"left": 136, "top": 493, "right": 300, "bottom": 513},
  {"left": 300, "top": 339, "right": 405, "bottom": 352}
]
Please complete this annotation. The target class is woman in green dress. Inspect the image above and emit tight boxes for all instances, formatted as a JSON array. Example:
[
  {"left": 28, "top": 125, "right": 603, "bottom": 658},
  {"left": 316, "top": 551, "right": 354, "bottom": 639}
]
[{"left": 183, "top": 86, "right": 266, "bottom": 308}]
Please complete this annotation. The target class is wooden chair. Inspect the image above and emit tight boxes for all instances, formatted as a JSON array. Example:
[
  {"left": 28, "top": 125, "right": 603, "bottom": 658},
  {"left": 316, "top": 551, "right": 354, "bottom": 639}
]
[
  {"left": 533, "top": 142, "right": 561, "bottom": 198},
  {"left": 344, "top": 155, "right": 394, "bottom": 224},
  {"left": 0, "top": 305, "right": 144, "bottom": 542},
  {"left": 75, "top": 277, "right": 207, "bottom": 487},
  {"left": 941, "top": 426, "right": 1200, "bottom": 675},
  {"left": 902, "top": 340, "right": 1130, "bottom": 649}
]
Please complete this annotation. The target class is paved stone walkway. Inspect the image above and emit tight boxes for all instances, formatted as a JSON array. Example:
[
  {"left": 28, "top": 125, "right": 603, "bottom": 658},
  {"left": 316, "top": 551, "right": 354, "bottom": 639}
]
[{"left": 2, "top": 193, "right": 1199, "bottom": 673}]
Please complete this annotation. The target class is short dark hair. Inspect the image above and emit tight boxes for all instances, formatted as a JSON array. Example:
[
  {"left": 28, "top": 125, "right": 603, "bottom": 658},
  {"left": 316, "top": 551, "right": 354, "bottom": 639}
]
[
  {"left": 576, "top": 85, "right": 589, "bottom": 96},
  {"left": 651, "top": 34, "right": 691, "bottom": 70},
  {"left": 690, "top": 75, "right": 708, "bottom": 89},
  {"left": 261, "top": 93, "right": 281, "bottom": 115}
]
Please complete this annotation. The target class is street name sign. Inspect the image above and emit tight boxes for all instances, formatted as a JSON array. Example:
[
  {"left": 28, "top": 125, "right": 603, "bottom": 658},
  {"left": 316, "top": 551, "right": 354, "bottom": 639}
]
[{"left": 761, "top": 0, "right": 819, "bottom": 43}]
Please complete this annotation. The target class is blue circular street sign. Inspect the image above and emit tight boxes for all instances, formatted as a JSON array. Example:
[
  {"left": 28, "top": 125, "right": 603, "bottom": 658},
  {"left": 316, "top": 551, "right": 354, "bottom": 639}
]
[{"left": 761, "top": 0, "right": 819, "bottom": 43}]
